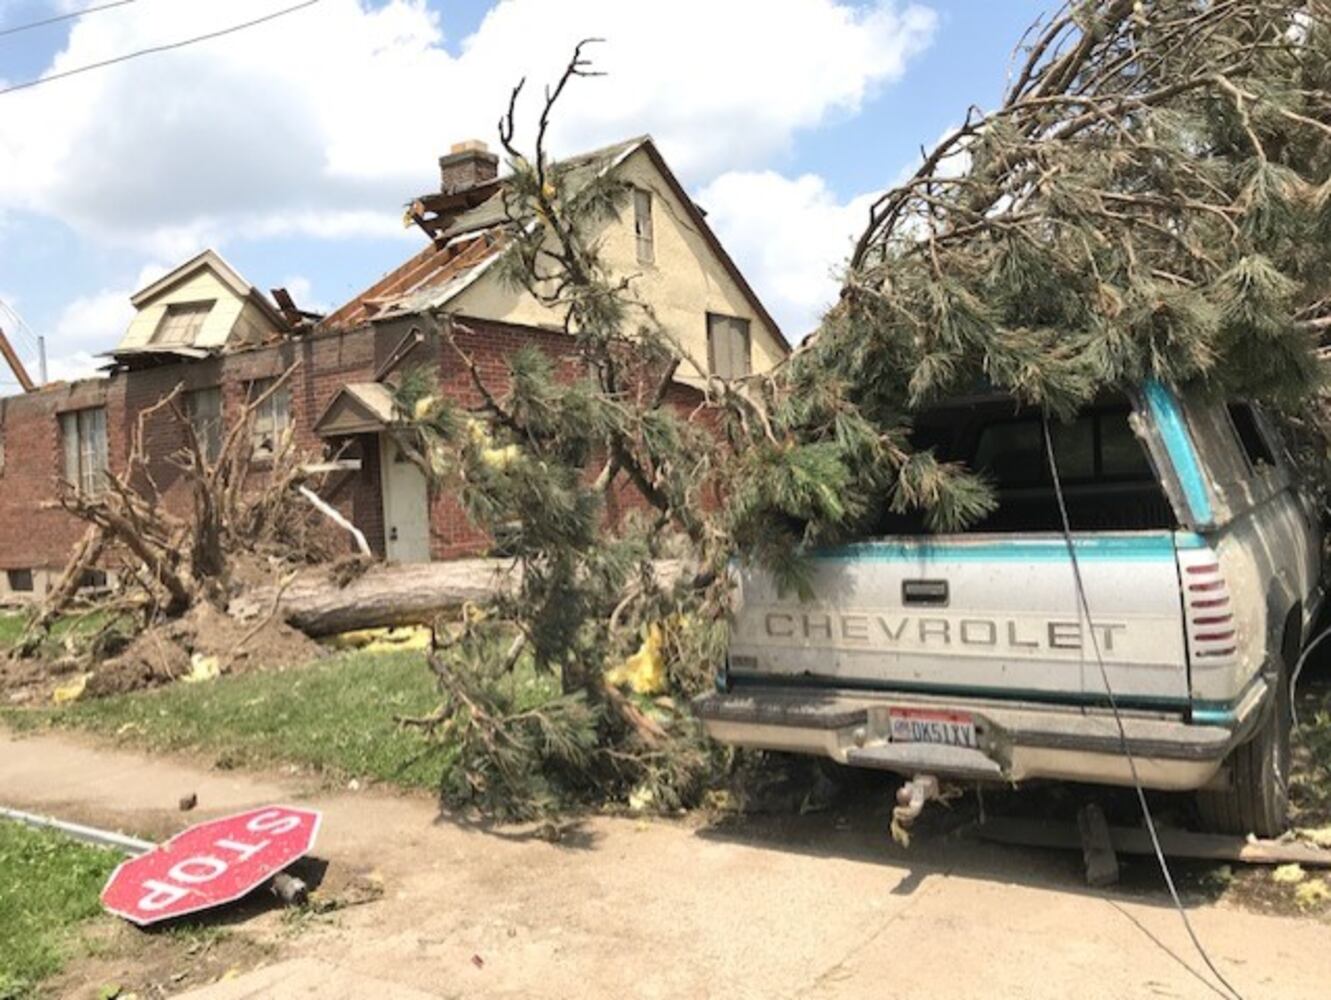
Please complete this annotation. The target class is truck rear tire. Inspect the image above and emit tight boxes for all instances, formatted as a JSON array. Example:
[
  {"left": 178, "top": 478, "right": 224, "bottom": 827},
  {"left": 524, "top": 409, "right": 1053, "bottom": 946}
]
[{"left": 1195, "top": 658, "right": 1291, "bottom": 838}]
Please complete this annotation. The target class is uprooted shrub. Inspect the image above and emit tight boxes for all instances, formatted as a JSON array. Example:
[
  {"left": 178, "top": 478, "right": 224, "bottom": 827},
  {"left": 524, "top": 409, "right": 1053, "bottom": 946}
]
[{"left": 14, "top": 366, "right": 335, "bottom": 666}]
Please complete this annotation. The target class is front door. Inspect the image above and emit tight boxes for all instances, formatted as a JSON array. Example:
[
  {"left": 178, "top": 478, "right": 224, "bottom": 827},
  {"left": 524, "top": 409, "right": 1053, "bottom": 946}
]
[{"left": 379, "top": 434, "right": 430, "bottom": 563}]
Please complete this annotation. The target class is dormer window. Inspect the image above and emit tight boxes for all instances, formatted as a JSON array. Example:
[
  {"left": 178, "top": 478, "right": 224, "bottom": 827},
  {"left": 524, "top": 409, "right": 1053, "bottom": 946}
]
[{"left": 152, "top": 300, "right": 214, "bottom": 346}]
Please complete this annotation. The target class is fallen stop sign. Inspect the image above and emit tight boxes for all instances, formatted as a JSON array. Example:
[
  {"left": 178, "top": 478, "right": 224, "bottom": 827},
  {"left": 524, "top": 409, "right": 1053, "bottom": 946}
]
[{"left": 101, "top": 805, "right": 321, "bottom": 926}]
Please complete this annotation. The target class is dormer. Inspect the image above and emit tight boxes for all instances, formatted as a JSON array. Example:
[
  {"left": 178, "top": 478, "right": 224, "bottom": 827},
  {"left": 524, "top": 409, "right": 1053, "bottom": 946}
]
[{"left": 110, "top": 250, "right": 288, "bottom": 367}]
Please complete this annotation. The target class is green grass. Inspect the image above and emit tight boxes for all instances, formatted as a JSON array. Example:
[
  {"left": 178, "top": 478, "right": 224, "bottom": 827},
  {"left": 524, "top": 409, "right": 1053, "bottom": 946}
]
[
  {"left": 0, "top": 612, "right": 24, "bottom": 648},
  {"left": 0, "top": 822, "right": 120, "bottom": 998},
  {"left": 0, "top": 610, "right": 130, "bottom": 656},
  {"left": 4, "top": 650, "right": 454, "bottom": 791}
]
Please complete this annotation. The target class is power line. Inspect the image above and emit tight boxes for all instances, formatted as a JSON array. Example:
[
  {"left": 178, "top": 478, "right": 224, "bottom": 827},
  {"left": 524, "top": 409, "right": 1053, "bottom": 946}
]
[
  {"left": 0, "top": 0, "right": 323, "bottom": 96},
  {"left": 1043, "top": 417, "right": 1245, "bottom": 1000},
  {"left": 0, "top": 0, "right": 137, "bottom": 39}
]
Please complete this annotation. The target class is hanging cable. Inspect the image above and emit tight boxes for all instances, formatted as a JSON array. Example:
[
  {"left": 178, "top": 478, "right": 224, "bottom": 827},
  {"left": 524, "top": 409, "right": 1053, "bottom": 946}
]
[
  {"left": 0, "top": 1, "right": 137, "bottom": 38},
  {"left": 1042, "top": 415, "right": 1245, "bottom": 1000},
  {"left": 0, "top": 0, "right": 323, "bottom": 96}
]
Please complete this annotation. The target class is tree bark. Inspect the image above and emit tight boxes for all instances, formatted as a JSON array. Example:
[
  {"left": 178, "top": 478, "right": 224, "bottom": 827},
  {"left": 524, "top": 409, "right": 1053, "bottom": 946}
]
[
  {"left": 227, "top": 560, "right": 524, "bottom": 636},
  {"left": 227, "top": 559, "right": 684, "bottom": 638}
]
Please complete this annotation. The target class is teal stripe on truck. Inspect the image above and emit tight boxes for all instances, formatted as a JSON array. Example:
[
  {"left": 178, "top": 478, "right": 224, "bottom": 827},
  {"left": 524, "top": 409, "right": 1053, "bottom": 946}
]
[
  {"left": 812, "top": 532, "right": 1205, "bottom": 563},
  {"left": 1142, "top": 378, "right": 1214, "bottom": 526}
]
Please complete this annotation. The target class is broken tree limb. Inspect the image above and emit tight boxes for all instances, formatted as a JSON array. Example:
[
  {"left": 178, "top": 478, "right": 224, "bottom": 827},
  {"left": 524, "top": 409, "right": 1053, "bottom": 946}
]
[
  {"left": 297, "top": 485, "right": 371, "bottom": 557},
  {"left": 228, "top": 559, "right": 684, "bottom": 637}
]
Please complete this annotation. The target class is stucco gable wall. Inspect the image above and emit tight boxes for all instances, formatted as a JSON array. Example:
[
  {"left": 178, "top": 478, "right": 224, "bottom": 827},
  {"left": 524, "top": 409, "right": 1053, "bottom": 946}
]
[{"left": 448, "top": 146, "right": 784, "bottom": 381}]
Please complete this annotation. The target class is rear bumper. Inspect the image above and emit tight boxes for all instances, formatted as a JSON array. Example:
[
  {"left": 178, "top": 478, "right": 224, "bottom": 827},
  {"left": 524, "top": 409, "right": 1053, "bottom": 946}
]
[{"left": 693, "top": 681, "right": 1269, "bottom": 791}]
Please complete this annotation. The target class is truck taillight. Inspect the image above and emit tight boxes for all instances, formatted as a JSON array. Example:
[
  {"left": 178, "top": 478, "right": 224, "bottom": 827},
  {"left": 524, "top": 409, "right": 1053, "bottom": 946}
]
[{"left": 1179, "top": 556, "right": 1237, "bottom": 662}]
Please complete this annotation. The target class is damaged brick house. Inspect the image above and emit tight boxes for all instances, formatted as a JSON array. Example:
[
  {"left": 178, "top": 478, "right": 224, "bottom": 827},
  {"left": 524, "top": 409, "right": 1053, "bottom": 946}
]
[{"left": 0, "top": 136, "right": 787, "bottom": 603}]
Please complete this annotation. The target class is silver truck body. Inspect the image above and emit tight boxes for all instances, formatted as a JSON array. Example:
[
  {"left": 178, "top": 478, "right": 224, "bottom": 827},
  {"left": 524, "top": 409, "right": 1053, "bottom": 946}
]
[{"left": 697, "top": 382, "right": 1323, "bottom": 820}]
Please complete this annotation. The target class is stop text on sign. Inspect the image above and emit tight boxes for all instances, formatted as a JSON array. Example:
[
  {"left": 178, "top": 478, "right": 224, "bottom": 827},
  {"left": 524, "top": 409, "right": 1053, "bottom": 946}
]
[
  {"left": 138, "top": 809, "right": 307, "bottom": 912},
  {"left": 101, "top": 805, "right": 321, "bottom": 926}
]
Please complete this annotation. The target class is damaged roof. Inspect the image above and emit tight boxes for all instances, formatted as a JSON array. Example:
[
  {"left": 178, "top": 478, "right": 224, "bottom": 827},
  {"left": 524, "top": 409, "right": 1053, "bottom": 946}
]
[{"left": 320, "top": 137, "right": 649, "bottom": 331}]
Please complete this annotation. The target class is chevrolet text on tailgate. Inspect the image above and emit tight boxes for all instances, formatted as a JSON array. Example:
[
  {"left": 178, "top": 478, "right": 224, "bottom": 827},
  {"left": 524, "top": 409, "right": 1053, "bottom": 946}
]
[{"left": 695, "top": 382, "right": 1324, "bottom": 836}]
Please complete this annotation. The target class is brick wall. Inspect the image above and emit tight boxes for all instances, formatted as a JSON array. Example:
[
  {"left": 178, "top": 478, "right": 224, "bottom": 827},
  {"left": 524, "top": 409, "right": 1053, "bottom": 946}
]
[{"left": 0, "top": 314, "right": 709, "bottom": 588}]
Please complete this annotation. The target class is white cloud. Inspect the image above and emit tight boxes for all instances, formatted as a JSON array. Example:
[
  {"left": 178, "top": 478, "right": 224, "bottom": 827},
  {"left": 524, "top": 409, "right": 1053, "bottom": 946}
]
[
  {"left": 0, "top": 0, "right": 936, "bottom": 254},
  {"left": 698, "top": 170, "right": 878, "bottom": 340},
  {"left": 36, "top": 286, "right": 135, "bottom": 381}
]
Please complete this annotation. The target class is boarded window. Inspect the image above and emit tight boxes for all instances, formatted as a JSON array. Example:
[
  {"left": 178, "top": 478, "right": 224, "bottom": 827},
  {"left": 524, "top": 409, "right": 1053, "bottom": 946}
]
[
  {"left": 60, "top": 406, "right": 108, "bottom": 495},
  {"left": 249, "top": 378, "right": 292, "bottom": 460},
  {"left": 707, "top": 313, "right": 751, "bottom": 380},
  {"left": 6, "top": 568, "right": 33, "bottom": 593},
  {"left": 633, "top": 188, "right": 654, "bottom": 265},
  {"left": 151, "top": 301, "right": 214, "bottom": 346},
  {"left": 186, "top": 387, "right": 223, "bottom": 463}
]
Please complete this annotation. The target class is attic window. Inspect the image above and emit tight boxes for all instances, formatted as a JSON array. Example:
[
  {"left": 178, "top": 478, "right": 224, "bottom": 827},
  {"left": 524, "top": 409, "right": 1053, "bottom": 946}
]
[
  {"left": 633, "top": 188, "right": 654, "bottom": 265},
  {"left": 152, "top": 300, "right": 214, "bottom": 346}
]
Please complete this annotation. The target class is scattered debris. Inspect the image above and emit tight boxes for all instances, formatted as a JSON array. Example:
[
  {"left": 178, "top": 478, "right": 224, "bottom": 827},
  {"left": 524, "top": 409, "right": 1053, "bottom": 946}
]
[
  {"left": 1294, "top": 878, "right": 1331, "bottom": 910},
  {"left": 1273, "top": 863, "right": 1307, "bottom": 884}
]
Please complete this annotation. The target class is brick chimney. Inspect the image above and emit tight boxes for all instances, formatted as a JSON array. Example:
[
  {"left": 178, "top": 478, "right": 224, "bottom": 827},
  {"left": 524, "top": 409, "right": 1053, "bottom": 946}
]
[{"left": 439, "top": 140, "right": 499, "bottom": 194}]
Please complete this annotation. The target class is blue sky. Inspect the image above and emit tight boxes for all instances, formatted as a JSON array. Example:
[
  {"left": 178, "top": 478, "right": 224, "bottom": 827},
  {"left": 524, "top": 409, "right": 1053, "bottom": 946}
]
[{"left": 0, "top": 0, "right": 1050, "bottom": 387}]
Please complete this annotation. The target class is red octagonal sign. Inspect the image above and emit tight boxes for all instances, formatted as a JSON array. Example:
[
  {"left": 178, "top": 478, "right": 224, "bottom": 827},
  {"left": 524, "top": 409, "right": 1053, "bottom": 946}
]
[{"left": 101, "top": 805, "right": 321, "bottom": 926}]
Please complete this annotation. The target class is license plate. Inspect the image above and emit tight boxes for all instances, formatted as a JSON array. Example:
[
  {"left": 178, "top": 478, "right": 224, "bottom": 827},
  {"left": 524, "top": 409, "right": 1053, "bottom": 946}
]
[{"left": 889, "top": 708, "right": 978, "bottom": 748}]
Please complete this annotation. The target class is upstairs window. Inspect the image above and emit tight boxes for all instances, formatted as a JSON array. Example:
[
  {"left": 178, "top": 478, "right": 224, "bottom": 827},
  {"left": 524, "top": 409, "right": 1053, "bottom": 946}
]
[
  {"left": 152, "top": 300, "right": 214, "bottom": 347},
  {"left": 60, "top": 406, "right": 108, "bottom": 495},
  {"left": 633, "top": 188, "right": 654, "bottom": 265},
  {"left": 707, "top": 313, "right": 751, "bottom": 380},
  {"left": 186, "top": 387, "right": 223, "bottom": 463},
  {"left": 248, "top": 378, "right": 292, "bottom": 460}
]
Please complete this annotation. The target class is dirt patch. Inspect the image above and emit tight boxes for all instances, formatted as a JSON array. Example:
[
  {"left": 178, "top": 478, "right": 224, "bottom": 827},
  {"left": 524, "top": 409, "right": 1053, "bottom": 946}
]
[
  {"left": 45, "top": 918, "right": 276, "bottom": 1000},
  {"left": 2, "top": 601, "right": 324, "bottom": 705}
]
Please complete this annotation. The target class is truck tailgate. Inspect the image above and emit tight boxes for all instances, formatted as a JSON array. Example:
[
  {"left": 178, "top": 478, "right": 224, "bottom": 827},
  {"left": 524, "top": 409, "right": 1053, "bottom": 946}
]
[{"left": 727, "top": 531, "right": 1195, "bottom": 707}]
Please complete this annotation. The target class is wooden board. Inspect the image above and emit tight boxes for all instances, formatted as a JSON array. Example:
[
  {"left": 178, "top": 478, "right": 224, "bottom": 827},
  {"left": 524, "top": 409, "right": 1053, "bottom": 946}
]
[{"left": 976, "top": 817, "right": 1331, "bottom": 867}]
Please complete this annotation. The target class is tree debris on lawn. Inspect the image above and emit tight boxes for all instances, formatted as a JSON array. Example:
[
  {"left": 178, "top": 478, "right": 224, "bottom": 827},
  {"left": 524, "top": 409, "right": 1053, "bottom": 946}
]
[{"left": 2, "top": 366, "right": 334, "bottom": 700}]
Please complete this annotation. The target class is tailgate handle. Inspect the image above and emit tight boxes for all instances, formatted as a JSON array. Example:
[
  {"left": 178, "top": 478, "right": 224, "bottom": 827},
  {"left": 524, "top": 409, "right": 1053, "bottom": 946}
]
[{"left": 902, "top": 579, "right": 949, "bottom": 606}]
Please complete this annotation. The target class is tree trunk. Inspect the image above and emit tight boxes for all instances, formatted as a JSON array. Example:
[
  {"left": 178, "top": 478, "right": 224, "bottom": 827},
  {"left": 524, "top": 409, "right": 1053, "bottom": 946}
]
[
  {"left": 227, "top": 559, "right": 684, "bottom": 638},
  {"left": 226, "top": 560, "right": 524, "bottom": 636}
]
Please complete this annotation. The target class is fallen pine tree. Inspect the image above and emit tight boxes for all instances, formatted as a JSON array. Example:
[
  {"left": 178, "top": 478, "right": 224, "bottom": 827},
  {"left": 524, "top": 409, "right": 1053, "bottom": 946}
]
[{"left": 384, "top": 3, "right": 1331, "bottom": 819}]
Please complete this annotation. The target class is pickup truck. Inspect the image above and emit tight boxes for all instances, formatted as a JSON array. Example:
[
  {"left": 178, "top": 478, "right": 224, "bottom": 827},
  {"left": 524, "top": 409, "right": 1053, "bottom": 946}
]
[{"left": 696, "top": 381, "right": 1324, "bottom": 835}]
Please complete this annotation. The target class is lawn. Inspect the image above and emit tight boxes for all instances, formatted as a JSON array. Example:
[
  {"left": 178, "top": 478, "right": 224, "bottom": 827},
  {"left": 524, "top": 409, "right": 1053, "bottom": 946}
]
[
  {"left": 0, "top": 612, "right": 24, "bottom": 649},
  {"left": 0, "top": 609, "right": 130, "bottom": 656},
  {"left": 0, "top": 822, "right": 120, "bottom": 999},
  {"left": 4, "top": 649, "right": 457, "bottom": 791}
]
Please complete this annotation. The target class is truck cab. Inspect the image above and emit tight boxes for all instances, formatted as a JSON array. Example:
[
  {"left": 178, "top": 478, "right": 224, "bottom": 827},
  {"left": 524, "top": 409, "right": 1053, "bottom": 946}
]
[{"left": 695, "top": 381, "right": 1324, "bottom": 835}]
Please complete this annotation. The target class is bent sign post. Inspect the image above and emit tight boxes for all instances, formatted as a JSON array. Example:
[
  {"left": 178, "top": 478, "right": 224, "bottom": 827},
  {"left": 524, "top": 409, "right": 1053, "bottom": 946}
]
[{"left": 101, "top": 805, "right": 321, "bottom": 926}]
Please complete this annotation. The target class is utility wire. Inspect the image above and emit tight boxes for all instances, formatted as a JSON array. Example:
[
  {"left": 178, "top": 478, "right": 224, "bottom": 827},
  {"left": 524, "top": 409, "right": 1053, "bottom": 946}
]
[
  {"left": 0, "top": 0, "right": 137, "bottom": 38},
  {"left": 1042, "top": 416, "right": 1245, "bottom": 1000},
  {"left": 0, "top": 0, "right": 323, "bottom": 96}
]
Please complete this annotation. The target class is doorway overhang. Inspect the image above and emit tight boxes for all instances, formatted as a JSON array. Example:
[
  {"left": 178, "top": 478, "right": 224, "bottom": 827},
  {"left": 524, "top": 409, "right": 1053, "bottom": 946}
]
[{"left": 313, "top": 382, "right": 400, "bottom": 438}]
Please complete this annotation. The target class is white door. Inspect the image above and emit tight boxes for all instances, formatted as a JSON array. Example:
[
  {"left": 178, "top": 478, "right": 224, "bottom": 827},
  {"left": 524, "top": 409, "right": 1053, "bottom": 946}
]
[{"left": 380, "top": 434, "right": 431, "bottom": 563}]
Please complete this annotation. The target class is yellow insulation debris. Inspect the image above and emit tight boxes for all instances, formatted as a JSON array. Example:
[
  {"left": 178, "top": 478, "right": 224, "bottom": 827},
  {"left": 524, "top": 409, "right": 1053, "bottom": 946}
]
[{"left": 605, "top": 623, "right": 667, "bottom": 695}]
